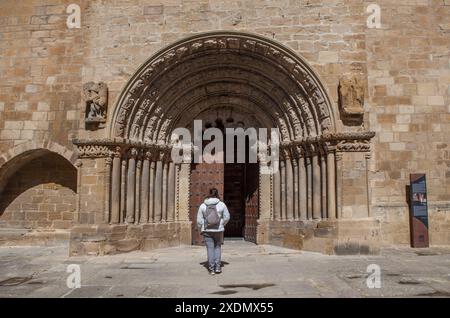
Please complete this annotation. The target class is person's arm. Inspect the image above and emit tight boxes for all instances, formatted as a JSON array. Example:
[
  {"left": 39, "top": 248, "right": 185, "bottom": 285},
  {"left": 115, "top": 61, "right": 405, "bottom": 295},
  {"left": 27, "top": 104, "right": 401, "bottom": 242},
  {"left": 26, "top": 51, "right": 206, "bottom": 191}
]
[
  {"left": 197, "top": 204, "right": 205, "bottom": 230},
  {"left": 222, "top": 203, "right": 230, "bottom": 226}
]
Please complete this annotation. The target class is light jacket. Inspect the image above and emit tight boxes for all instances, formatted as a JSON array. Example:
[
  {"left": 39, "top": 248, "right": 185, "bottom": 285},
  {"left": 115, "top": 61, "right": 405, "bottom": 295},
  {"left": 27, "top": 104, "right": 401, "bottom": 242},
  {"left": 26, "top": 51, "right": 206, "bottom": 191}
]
[{"left": 197, "top": 198, "right": 230, "bottom": 233}]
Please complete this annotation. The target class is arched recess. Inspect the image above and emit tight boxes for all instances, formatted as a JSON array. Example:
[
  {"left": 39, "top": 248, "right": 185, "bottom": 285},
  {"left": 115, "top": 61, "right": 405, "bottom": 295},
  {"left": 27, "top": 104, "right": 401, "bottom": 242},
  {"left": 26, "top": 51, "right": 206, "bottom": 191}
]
[
  {"left": 0, "top": 148, "right": 77, "bottom": 229},
  {"left": 109, "top": 31, "right": 336, "bottom": 142},
  {"left": 73, "top": 31, "right": 375, "bottom": 247}
]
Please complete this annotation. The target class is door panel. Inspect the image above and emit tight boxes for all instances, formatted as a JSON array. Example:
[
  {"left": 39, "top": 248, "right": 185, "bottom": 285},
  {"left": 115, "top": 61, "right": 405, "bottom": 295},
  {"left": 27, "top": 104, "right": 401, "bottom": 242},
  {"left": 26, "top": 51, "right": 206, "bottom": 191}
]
[
  {"left": 224, "top": 163, "right": 245, "bottom": 237},
  {"left": 188, "top": 141, "right": 260, "bottom": 244},
  {"left": 189, "top": 162, "right": 224, "bottom": 245},
  {"left": 244, "top": 163, "right": 259, "bottom": 243}
]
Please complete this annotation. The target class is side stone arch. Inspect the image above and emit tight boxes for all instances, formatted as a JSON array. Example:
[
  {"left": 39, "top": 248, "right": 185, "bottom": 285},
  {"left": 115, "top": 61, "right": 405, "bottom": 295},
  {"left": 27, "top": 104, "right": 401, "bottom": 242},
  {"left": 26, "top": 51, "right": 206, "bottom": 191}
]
[
  {"left": 0, "top": 142, "right": 77, "bottom": 229},
  {"left": 0, "top": 140, "right": 76, "bottom": 195}
]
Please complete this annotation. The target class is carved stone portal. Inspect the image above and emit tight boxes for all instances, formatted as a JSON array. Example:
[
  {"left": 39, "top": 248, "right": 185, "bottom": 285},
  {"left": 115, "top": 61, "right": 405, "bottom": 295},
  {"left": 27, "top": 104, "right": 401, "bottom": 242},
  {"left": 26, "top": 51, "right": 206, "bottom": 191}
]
[
  {"left": 338, "top": 74, "right": 365, "bottom": 125},
  {"left": 83, "top": 82, "right": 108, "bottom": 129}
]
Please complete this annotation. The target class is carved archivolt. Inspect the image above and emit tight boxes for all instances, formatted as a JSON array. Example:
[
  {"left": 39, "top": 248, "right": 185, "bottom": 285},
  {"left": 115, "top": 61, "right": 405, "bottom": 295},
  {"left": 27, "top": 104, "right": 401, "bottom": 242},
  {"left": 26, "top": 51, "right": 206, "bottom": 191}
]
[{"left": 109, "top": 32, "right": 337, "bottom": 144}]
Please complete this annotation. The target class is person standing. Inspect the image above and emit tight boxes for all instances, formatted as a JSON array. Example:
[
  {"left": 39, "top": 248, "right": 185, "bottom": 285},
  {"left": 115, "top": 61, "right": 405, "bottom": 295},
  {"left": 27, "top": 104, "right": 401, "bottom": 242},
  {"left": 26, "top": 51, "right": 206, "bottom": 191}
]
[{"left": 197, "top": 188, "right": 230, "bottom": 275}]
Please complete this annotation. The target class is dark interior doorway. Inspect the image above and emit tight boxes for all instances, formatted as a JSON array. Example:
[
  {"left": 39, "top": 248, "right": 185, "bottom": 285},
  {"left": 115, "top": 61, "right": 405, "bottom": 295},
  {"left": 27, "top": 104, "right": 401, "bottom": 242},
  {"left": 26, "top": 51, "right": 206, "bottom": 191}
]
[{"left": 189, "top": 123, "right": 259, "bottom": 245}]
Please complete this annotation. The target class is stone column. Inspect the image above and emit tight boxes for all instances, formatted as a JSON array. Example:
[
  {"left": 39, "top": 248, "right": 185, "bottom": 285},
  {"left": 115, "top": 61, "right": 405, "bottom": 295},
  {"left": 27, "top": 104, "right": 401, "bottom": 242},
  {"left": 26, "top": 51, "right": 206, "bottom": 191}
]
[
  {"left": 273, "top": 164, "right": 281, "bottom": 220},
  {"left": 258, "top": 159, "right": 272, "bottom": 221},
  {"left": 312, "top": 152, "right": 321, "bottom": 220},
  {"left": 140, "top": 151, "right": 151, "bottom": 224},
  {"left": 110, "top": 147, "right": 121, "bottom": 224},
  {"left": 104, "top": 156, "right": 112, "bottom": 224},
  {"left": 306, "top": 156, "right": 313, "bottom": 220},
  {"left": 75, "top": 160, "right": 82, "bottom": 223},
  {"left": 336, "top": 153, "right": 343, "bottom": 219},
  {"left": 327, "top": 150, "right": 337, "bottom": 220},
  {"left": 134, "top": 153, "right": 142, "bottom": 224},
  {"left": 280, "top": 160, "right": 286, "bottom": 220},
  {"left": 293, "top": 158, "right": 299, "bottom": 220},
  {"left": 365, "top": 153, "right": 372, "bottom": 218},
  {"left": 126, "top": 148, "right": 137, "bottom": 223},
  {"left": 177, "top": 163, "right": 191, "bottom": 222},
  {"left": 149, "top": 160, "right": 155, "bottom": 222},
  {"left": 167, "top": 161, "right": 175, "bottom": 222},
  {"left": 154, "top": 159, "right": 163, "bottom": 222},
  {"left": 120, "top": 158, "right": 127, "bottom": 223},
  {"left": 285, "top": 157, "right": 294, "bottom": 220},
  {"left": 299, "top": 156, "right": 307, "bottom": 221},
  {"left": 162, "top": 160, "right": 168, "bottom": 222},
  {"left": 320, "top": 152, "right": 327, "bottom": 219}
]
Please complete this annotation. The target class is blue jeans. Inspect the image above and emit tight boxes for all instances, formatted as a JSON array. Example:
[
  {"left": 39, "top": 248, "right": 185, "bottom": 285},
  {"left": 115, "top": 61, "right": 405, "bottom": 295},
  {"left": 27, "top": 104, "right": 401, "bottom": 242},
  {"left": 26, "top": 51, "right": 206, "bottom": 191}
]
[{"left": 203, "top": 232, "right": 223, "bottom": 269}]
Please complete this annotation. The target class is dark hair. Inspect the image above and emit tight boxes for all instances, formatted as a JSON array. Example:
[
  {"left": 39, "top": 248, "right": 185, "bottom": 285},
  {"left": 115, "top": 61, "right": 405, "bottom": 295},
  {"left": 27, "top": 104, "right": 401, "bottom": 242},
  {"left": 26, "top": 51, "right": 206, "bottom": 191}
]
[{"left": 208, "top": 188, "right": 220, "bottom": 199}]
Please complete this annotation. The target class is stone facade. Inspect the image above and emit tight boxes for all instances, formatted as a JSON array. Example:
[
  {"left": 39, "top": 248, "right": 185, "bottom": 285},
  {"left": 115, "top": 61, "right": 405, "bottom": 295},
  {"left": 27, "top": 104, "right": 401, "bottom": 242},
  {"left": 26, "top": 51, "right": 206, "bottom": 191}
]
[{"left": 0, "top": 1, "right": 449, "bottom": 254}]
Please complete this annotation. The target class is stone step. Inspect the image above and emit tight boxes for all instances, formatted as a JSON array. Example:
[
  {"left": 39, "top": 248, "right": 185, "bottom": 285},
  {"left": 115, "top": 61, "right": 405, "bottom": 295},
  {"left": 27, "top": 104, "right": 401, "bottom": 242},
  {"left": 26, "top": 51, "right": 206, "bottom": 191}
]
[
  {"left": 302, "top": 236, "right": 334, "bottom": 255},
  {"left": 0, "top": 228, "right": 30, "bottom": 237},
  {"left": 0, "top": 228, "right": 69, "bottom": 246}
]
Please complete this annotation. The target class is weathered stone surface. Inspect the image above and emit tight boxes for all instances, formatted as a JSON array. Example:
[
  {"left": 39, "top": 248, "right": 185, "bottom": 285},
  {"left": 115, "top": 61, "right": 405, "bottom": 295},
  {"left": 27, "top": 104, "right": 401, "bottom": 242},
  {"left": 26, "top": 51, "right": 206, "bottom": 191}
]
[
  {"left": 0, "top": 1, "right": 449, "bottom": 252},
  {"left": 83, "top": 82, "right": 108, "bottom": 128},
  {"left": 68, "top": 222, "right": 191, "bottom": 256},
  {"left": 338, "top": 73, "right": 365, "bottom": 125},
  {"left": 1, "top": 243, "right": 449, "bottom": 298}
]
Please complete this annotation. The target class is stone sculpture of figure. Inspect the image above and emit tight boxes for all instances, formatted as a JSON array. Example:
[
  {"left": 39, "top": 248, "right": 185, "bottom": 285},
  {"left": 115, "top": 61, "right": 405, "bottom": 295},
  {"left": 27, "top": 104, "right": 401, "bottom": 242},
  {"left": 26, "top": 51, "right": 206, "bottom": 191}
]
[
  {"left": 83, "top": 82, "right": 108, "bottom": 123},
  {"left": 338, "top": 73, "right": 365, "bottom": 125}
]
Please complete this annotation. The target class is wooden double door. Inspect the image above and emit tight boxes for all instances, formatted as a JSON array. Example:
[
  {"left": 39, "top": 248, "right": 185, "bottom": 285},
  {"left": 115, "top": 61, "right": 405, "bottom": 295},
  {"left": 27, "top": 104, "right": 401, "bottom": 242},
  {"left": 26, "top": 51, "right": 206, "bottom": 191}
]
[{"left": 189, "top": 161, "right": 259, "bottom": 245}]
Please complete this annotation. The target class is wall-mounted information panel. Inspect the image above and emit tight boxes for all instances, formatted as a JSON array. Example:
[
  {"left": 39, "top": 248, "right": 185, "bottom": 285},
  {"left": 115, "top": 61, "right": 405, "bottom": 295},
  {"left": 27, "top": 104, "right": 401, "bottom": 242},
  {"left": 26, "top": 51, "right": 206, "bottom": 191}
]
[{"left": 409, "top": 174, "right": 429, "bottom": 248}]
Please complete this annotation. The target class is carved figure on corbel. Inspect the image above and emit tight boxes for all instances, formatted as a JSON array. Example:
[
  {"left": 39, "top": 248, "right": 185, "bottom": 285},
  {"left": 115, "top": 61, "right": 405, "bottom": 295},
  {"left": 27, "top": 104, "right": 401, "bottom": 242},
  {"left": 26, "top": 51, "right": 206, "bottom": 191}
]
[
  {"left": 83, "top": 81, "right": 108, "bottom": 130},
  {"left": 338, "top": 73, "right": 365, "bottom": 126}
]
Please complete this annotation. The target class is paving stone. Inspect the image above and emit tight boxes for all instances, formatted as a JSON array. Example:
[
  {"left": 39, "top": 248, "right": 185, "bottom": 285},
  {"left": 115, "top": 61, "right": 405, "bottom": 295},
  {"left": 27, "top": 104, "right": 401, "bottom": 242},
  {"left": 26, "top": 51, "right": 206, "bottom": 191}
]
[{"left": 0, "top": 243, "right": 448, "bottom": 298}]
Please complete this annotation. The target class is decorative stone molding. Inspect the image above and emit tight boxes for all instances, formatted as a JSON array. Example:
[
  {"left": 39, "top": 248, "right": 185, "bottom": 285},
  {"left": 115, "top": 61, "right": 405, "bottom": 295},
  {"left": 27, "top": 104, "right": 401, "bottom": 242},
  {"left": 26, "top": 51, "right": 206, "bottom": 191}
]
[
  {"left": 109, "top": 31, "right": 336, "bottom": 143},
  {"left": 337, "top": 140, "right": 371, "bottom": 152},
  {"left": 72, "top": 138, "right": 172, "bottom": 159},
  {"left": 338, "top": 73, "right": 365, "bottom": 125},
  {"left": 75, "top": 144, "right": 111, "bottom": 159},
  {"left": 280, "top": 131, "right": 376, "bottom": 157},
  {"left": 83, "top": 82, "right": 108, "bottom": 129}
]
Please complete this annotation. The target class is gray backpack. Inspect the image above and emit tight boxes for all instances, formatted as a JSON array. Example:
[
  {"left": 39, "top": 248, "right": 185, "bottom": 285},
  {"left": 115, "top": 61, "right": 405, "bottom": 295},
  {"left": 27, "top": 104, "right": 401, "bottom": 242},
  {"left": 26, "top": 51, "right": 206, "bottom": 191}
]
[{"left": 203, "top": 203, "right": 221, "bottom": 230}]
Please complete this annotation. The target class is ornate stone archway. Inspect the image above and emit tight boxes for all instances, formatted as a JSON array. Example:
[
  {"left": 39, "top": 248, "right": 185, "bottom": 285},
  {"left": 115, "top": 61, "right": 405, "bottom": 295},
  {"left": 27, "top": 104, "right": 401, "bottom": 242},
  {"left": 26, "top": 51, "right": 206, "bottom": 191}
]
[{"left": 72, "top": 32, "right": 377, "bottom": 255}]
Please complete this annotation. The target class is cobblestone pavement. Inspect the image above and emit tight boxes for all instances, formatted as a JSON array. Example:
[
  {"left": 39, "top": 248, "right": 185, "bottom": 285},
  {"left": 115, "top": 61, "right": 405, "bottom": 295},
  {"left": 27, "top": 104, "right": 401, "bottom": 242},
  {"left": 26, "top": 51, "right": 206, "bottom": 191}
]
[{"left": 0, "top": 240, "right": 449, "bottom": 298}]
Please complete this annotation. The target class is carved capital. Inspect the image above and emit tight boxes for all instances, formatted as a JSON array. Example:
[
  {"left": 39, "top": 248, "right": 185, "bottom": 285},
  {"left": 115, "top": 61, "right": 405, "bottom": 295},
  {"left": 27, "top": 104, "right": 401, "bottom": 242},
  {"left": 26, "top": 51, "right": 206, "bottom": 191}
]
[
  {"left": 128, "top": 148, "right": 139, "bottom": 159},
  {"left": 143, "top": 150, "right": 153, "bottom": 161},
  {"left": 111, "top": 146, "right": 122, "bottom": 158}
]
